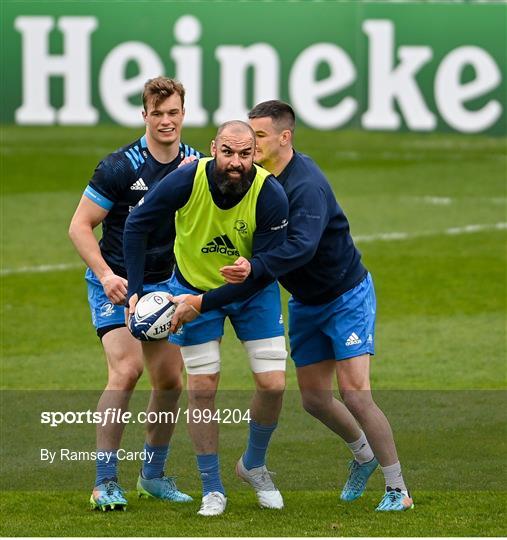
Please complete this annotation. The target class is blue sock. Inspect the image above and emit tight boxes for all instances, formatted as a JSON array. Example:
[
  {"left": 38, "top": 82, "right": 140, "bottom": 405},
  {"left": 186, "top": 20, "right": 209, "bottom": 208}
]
[
  {"left": 242, "top": 420, "right": 277, "bottom": 470},
  {"left": 142, "top": 443, "right": 169, "bottom": 480},
  {"left": 196, "top": 454, "right": 225, "bottom": 496},
  {"left": 95, "top": 450, "right": 118, "bottom": 486}
]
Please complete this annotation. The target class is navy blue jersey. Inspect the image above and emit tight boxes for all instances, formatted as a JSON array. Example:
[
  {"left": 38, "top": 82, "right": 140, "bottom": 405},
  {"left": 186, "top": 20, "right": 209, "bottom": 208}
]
[
  {"left": 201, "top": 151, "right": 366, "bottom": 310},
  {"left": 124, "top": 160, "right": 289, "bottom": 304},
  {"left": 251, "top": 151, "right": 367, "bottom": 304},
  {"left": 84, "top": 135, "right": 202, "bottom": 283}
]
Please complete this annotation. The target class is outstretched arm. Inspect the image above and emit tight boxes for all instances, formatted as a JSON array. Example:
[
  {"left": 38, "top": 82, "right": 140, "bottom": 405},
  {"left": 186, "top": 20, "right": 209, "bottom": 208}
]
[{"left": 221, "top": 181, "right": 328, "bottom": 283}]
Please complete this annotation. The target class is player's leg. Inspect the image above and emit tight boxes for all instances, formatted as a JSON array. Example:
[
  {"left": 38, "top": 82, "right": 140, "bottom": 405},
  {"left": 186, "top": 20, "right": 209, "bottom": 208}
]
[
  {"left": 234, "top": 338, "right": 286, "bottom": 509},
  {"left": 86, "top": 270, "right": 142, "bottom": 510},
  {"left": 336, "top": 355, "right": 413, "bottom": 511},
  {"left": 92, "top": 326, "right": 144, "bottom": 511},
  {"left": 232, "top": 283, "right": 286, "bottom": 509},
  {"left": 296, "top": 360, "right": 363, "bottom": 442},
  {"left": 168, "top": 274, "right": 227, "bottom": 515},
  {"left": 289, "top": 295, "right": 364, "bottom": 441},
  {"left": 184, "top": 344, "right": 226, "bottom": 516},
  {"left": 141, "top": 275, "right": 185, "bottom": 449},
  {"left": 143, "top": 340, "right": 183, "bottom": 447},
  {"left": 249, "top": 363, "right": 285, "bottom": 426},
  {"left": 330, "top": 273, "right": 412, "bottom": 510},
  {"left": 136, "top": 339, "right": 191, "bottom": 502},
  {"left": 290, "top": 291, "right": 377, "bottom": 502},
  {"left": 295, "top": 360, "right": 378, "bottom": 501},
  {"left": 297, "top": 360, "right": 377, "bottom": 501},
  {"left": 336, "top": 354, "right": 396, "bottom": 464}
]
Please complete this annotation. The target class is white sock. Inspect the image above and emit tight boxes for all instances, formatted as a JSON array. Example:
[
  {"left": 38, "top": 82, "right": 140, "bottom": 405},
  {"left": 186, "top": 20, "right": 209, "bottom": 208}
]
[
  {"left": 346, "top": 431, "right": 375, "bottom": 464},
  {"left": 381, "top": 461, "right": 407, "bottom": 493}
]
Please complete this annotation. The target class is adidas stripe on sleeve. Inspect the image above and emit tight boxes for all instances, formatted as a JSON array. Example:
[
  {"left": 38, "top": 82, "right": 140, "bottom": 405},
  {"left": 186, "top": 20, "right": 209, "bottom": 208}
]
[{"left": 84, "top": 185, "right": 114, "bottom": 211}]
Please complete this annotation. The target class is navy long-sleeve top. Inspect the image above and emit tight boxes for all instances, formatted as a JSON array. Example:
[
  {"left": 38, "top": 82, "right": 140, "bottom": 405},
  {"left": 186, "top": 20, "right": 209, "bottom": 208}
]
[
  {"left": 202, "top": 151, "right": 367, "bottom": 309},
  {"left": 251, "top": 151, "right": 366, "bottom": 303},
  {"left": 123, "top": 160, "right": 289, "bottom": 311}
]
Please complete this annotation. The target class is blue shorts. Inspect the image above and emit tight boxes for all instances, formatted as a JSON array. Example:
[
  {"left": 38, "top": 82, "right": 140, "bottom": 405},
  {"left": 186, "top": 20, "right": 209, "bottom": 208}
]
[
  {"left": 288, "top": 273, "right": 376, "bottom": 367},
  {"left": 85, "top": 268, "right": 173, "bottom": 330},
  {"left": 168, "top": 275, "right": 285, "bottom": 347}
]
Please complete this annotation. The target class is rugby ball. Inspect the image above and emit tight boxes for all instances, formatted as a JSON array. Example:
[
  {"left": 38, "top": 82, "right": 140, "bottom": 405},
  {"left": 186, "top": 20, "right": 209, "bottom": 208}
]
[{"left": 128, "top": 291, "right": 176, "bottom": 341}]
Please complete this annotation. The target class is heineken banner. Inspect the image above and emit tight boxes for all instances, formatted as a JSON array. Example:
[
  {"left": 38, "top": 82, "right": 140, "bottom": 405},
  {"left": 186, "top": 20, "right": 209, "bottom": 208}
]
[{"left": 1, "top": 1, "right": 505, "bottom": 134}]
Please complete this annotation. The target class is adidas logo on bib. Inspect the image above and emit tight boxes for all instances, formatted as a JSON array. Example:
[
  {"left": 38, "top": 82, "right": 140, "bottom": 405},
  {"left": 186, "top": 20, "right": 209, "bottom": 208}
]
[
  {"left": 201, "top": 234, "right": 240, "bottom": 256},
  {"left": 130, "top": 178, "right": 148, "bottom": 191},
  {"left": 345, "top": 332, "right": 362, "bottom": 346}
]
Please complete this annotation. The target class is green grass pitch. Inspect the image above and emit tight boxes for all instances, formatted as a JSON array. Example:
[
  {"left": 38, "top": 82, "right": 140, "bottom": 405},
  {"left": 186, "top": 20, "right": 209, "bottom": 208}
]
[{"left": 1, "top": 125, "right": 506, "bottom": 536}]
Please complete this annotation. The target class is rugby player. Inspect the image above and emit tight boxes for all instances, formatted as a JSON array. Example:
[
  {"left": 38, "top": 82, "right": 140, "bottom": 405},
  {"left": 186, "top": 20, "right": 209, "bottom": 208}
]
[
  {"left": 69, "top": 77, "right": 202, "bottom": 511},
  {"left": 171, "top": 101, "right": 414, "bottom": 512},
  {"left": 124, "top": 121, "right": 289, "bottom": 516}
]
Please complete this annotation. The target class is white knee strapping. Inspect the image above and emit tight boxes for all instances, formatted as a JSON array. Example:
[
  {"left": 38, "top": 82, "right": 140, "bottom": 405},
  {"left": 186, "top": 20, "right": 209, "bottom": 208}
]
[
  {"left": 243, "top": 336, "right": 287, "bottom": 373},
  {"left": 181, "top": 340, "right": 221, "bottom": 375}
]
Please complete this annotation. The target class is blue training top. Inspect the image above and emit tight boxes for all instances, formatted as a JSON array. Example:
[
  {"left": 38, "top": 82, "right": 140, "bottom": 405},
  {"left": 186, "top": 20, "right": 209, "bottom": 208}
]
[
  {"left": 251, "top": 151, "right": 367, "bottom": 304},
  {"left": 202, "top": 151, "right": 367, "bottom": 310},
  {"left": 84, "top": 135, "right": 202, "bottom": 283}
]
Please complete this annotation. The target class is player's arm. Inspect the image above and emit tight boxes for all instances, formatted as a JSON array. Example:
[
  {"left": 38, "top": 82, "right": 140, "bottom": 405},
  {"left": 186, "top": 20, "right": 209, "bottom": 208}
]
[
  {"left": 222, "top": 181, "right": 328, "bottom": 282},
  {"left": 170, "top": 178, "right": 289, "bottom": 328},
  {"left": 69, "top": 187, "right": 127, "bottom": 305},
  {"left": 123, "top": 163, "right": 196, "bottom": 311}
]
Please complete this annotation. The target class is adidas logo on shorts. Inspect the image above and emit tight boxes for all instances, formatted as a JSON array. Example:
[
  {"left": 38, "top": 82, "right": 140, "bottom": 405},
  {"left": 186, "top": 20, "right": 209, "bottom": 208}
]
[
  {"left": 130, "top": 178, "right": 148, "bottom": 191},
  {"left": 345, "top": 332, "right": 362, "bottom": 346},
  {"left": 201, "top": 234, "right": 240, "bottom": 256}
]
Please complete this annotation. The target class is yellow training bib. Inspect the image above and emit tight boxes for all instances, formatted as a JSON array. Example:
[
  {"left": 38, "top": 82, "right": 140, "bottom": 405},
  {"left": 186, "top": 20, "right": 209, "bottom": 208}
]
[{"left": 174, "top": 158, "right": 270, "bottom": 291}]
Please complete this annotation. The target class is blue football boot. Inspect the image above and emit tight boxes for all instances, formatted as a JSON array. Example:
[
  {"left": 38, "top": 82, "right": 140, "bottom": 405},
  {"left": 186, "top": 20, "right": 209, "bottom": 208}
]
[
  {"left": 340, "top": 458, "right": 379, "bottom": 501},
  {"left": 375, "top": 486, "right": 414, "bottom": 511},
  {"left": 90, "top": 479, "right": 128, "bottom": 511},
  {"left": 137, "top": 474, "right": 193, "bottom": 502}
]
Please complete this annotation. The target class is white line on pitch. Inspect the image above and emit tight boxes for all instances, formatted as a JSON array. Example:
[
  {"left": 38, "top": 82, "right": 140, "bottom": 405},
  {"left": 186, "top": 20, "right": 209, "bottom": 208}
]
[
  {"left": 0, "top": 262, "right": 82, "bottom": 277},
  {"left": 405, "top": 196, "right": 506, "bottom": 206},
  {"left": 355, "top": 222, "right": 506, "bottom": 243},
  {"left": 1, "top": 222, "right": 506, "bottom": 277}
]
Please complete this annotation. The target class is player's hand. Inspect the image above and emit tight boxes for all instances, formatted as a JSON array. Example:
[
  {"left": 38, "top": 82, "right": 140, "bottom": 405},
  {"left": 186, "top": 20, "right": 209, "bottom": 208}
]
[
  {"left": 125, "top": 293, "right": 139, "bottom": 325},
  {"left": 100, "top": 273, "right": 128, "bottom": 305},
  {"left": 178, "top": 155, "right": 198, "bottom": 168},
  {"left": 128, "top": 293, "right": 139, "bottom": 316},
  {"left": 169, "top": 294, "right": 203, "bottom": 333},
  {"left": 220, "top": 257, "right": 251, "bottom": 283}
]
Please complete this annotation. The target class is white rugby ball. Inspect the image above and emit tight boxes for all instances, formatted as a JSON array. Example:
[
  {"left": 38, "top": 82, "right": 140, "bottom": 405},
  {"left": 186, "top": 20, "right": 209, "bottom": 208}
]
[{"left": 128, "top": 291, "right": 176, "bottom": 341}]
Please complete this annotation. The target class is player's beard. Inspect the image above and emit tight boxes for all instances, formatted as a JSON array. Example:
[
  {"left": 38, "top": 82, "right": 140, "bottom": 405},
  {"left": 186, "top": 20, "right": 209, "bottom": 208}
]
[{"left": 214, "top": 166, "right": 254, "bottom": 196}]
